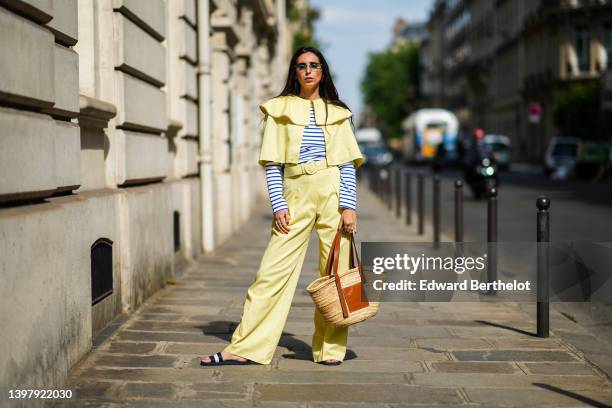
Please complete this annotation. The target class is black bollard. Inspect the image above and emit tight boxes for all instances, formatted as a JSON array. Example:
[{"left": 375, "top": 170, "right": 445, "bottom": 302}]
[
  {"left": 454, "top": 180, "right": 464, "bottom": 243},
  {"left": 377, "top": 165, "right": 383, "bottom": 200},
  {"left": 395, "top": 165, "right": 402, "bottom": 218},
  {"left": 380, "top": 165, "right": 386, "bottom": 202},
  {"left": 536, "top": 196, "right": 550, "bottom": 338},
  {"left": 433, "top": 175, "right": 440, "bottom": 249},
  {"left": 486, "top": 186, "right": 498, "bottom": 295},
  {"left": 387, "top": 164, "right": 393, "bottom": 210},
  {"left": 417, "top": 173, "right": 424, "bottom": 235},
  {"left": 405, "top": 170, "right": 412, "bottom": 225}
]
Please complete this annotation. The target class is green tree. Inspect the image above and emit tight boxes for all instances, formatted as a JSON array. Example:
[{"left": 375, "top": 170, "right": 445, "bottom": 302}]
[
  {"left": 289, "top": 3, "right": 323, "bottom": 51},
  {"left": 553, "top": 81, "right": 601, "bottom": 141},
  {"left": 360, "top": 42, "right": 420, "bottom": 140}
]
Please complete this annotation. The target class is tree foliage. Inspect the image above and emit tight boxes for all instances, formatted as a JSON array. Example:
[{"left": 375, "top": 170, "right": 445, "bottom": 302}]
[
  {"left": 360, "top": 42, "right": 420, "bottom": 140},
  {"left": 553, "top": 81, "right": 601, "bottom": 141},
  {"left": 289, "top": 3, "right": 323, "bottom": 51}
]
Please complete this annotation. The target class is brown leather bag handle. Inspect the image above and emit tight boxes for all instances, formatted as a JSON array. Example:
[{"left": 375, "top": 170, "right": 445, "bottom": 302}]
[
  {"left": 327, "top": 221, "right": 363, "bottom": 279},
  {"left": 323, "top": 219, "right": 366, "bottom": 318}
]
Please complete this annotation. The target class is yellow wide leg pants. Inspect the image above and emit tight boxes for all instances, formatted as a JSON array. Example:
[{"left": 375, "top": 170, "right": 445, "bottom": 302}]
[{"left": 223, "top": 164, "right": 352, "bottom": 365}]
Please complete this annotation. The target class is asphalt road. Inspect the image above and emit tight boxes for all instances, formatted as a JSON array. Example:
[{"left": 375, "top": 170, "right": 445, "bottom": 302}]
[
  {"left": 369, "top": 161, "right": 612, "bottom": 345},
  {"left": 416, "top": 164, "right": 612, "bottom": 243}
]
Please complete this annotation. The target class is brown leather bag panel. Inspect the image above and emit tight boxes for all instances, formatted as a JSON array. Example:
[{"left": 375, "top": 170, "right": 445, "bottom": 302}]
[{"left": 343, "top": 283, "right": 369, "bottom": 313}]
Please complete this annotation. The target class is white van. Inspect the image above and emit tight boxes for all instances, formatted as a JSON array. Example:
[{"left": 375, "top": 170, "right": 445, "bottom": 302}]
[{"left": 400, "top": 109, "right": 459, "bottom": 162}]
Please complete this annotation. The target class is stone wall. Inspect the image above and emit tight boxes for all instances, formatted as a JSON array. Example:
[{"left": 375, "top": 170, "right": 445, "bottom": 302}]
[{"left": 0, "top": 0, "right": 290, "bottom": 396}]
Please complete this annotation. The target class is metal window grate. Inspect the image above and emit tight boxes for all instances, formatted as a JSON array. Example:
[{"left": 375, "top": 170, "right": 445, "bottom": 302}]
[{"left": 91, "top": 238, "right": 113, "bottom": 305}]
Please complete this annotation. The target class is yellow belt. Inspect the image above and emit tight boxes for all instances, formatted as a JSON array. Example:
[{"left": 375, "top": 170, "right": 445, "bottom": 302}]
[{"left": 283, "top": 159, "right": 330, "bottom": 177}]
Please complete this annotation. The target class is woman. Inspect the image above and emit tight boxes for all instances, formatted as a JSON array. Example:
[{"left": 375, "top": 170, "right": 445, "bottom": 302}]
[{"left": 200, "top": 46, "right": 365, "bottom": 366}]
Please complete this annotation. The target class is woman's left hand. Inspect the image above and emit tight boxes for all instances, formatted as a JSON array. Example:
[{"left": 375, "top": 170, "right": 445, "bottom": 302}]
[{"left": 340, "top": 208, "right": 357, "bottom": 234}]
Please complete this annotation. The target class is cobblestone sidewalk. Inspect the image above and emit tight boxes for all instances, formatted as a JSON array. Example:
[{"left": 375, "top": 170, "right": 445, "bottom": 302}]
[{"left": 50, "top": 176, "right": 612, "bottom": 407}]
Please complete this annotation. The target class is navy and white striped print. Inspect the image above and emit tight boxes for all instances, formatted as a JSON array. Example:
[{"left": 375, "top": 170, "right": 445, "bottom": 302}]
[
  {"left": 265, "top": 164, "right": 288, "bottom": 214},
  {"left": 265, "top": 104, "right": 357, "bottom": 214}
]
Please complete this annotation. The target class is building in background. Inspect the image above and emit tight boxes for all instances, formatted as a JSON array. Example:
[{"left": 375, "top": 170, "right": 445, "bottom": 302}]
[
  {"left": 421, "top": 0, "right": 612, "bottom": 162},
  {"left": 0, "top": 0, "right": 298, "bottom": 392},
  {"left": 390, "top": 17, "right": 427, "bottom": 51}
]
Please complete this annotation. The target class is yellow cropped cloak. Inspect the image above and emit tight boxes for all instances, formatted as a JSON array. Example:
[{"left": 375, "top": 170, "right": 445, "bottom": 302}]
[{"left": 257, "top": 94, "right": 366, "bottom": 169}]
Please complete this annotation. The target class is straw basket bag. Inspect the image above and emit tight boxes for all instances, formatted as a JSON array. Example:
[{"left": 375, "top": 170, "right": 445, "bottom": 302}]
[{"left": 306, "top": 221, "right": 379, "bottom": 327}]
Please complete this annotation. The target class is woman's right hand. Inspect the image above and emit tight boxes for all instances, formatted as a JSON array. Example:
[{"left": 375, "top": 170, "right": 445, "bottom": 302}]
[{"left": 274, "top": 209, "right": 291, "bottom": 234}]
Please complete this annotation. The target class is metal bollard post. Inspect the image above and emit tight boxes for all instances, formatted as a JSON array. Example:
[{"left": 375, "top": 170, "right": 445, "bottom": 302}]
[
  {"left": 433, "top": 175, "right": 440, "bottom": 249},
  {"left": 405, "top": 170, "right": 412, "bottom": 225},
  {"left": 378, "top": 165, "right": 384, "bottom": 201},
  {"left": 387, "top": 164, "right": 393, "bottom": 210},
  {"left": 395, "top": 165, "right": 402, "bottom": 218},
  {"left": 455, "top": 180, "right": 464, "bottom": 243},
  {"left": 376, "top": 165, "right": 383, "bottom": 199},
  {"left": 486, "top": 186, "right": 498, "bottom": 295},
  {"left": 536, "top": 196, "right": 550, "bottom": 338},
  {"left": 417, "top": 173, "right": 424, "bottom": 235}
]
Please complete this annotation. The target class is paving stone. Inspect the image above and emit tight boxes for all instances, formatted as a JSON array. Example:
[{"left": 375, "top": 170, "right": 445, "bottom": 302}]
[
  {"left": 92, "top": 354, "right": 178, "bottom": 368},
  {"left": 107, "top": 341, "right": 158, "bottom": 354},
  {"left": 450, "top": 327, "right": 539, "bottom": 338},
  {"left": 126, "top": 320, "right": 233, "bottom": 333},
  {"left": 80, "top": 368, "right": 221, "bottom": 382},
  {"left": 554, "top": 330, "right": 612, "bottom": 354},
  {"left": 186, "top": 313, "right": 243, "bottom": 322},
  {"left": 487, "top": 338, "right": 564, "bottom": 349},
  {"left": 353, "top": 324, "right": 453, "bottom": 338},
  {"left": 116, "top": 382, "right": 176, "bottom": 398},
  {"left": 63, "top": 399, "right": 255, "bottom": 408},
  {"left": 134, "top": 313, "right": 189, "bottom": 321},
  {"left": 364, "top": 318, "right": 420, "bottom": 326},
  {"left": 412, "top": 373, "right": 608, "bottom": 390},
  {"left": 277, "top": 359, "right": 424, "bottom": 373},
  {"left": 308, "top": 403, "right": 389, "bottom": 408},
  {"left": 453, "top": 350, "right": 578, "bottom": 362},
  {"left": 339, "top": 346, "right": 450, "bottom": 362},
  {"left": 66, "top": 380, "right": 116, "bottom": 399},
  {"left": 430, "top": 361, "right": 520, "bottom": 373},
  {"left": 254, "top": 383, "right": 462, "bottom": 404},
  {"left": 188, "top": 381, "right": 248, "bottom": 394},
  {"left": 580, "top": 351, "right": 612, "bottom": 378},
  {"left": 415, "top": 338, "right": 492, "bottom": 350},
  {"left": 524, "top": 362, "right": 599, "bottom": 375},
  {"left": 117, "top": 330, "right": 230, "bottom": 343},
  {"left": 142, "top": 305, "right": 230, "bottom": 315},
  {"left": 152, "top": 299, "right": 228, "bottom": 308},
  {"left": 464, "top": 387, "right": 612, "bottom": 407},
  {"left": 138, "top": 306, "right": 185, "bottom": 314},
  {"left": 424, "top": 319, "right": 511, "bottom": 327},
  {"left": 222, "top": 371, "right": 406, "bottom": 384}
]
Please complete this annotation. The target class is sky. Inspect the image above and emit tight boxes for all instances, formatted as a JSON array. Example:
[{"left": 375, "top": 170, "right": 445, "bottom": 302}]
[{"left": 308, "top": 0, "right": 434, "bottom": 118}]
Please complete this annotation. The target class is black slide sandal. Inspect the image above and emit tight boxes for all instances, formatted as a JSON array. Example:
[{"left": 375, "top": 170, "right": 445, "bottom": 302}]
[
  {"left": 317, "top": 360, "right": 342, "bottom": 366},
  {"left": 200, "top": 352, "right": 252, "bottom": 366}
]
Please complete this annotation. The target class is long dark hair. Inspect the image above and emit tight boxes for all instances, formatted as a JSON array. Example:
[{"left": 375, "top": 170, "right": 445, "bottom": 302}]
[{"left": 268, "top": 46, "right": 355, "bottom": 129}]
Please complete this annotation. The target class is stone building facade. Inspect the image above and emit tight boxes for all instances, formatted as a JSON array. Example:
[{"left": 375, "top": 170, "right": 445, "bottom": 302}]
[
  {"left": 0, "top": 0, "right": 294, "bottom": 393},
  {"left": 422, "top": 0, "right": 612, "bottom": 162}
]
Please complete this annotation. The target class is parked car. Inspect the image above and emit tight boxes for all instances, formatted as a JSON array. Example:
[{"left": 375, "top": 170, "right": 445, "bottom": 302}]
[
  {"left": 543, "top": 137, "right": 581, "bottom": 178},
  {"left": 356, "top": 127, "right": 382, "bottom": 153},
  {"left": 362, "top": 142, "right": 394, "bottom": 166},
  {"left": 482, "top": 134, "right": 511, "bottom": 170}
]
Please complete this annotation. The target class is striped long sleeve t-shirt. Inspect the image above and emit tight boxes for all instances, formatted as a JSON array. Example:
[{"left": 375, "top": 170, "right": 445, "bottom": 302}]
[{"left": 264, "top": 104, "right": 357, "bottom": 214}]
